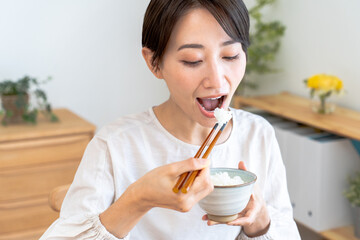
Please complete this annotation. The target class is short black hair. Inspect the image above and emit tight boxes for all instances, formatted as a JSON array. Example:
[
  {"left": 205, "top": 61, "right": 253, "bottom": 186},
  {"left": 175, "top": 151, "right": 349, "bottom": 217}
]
[{"left": 142, "top": 0, "right": 250, "bottom": 68}]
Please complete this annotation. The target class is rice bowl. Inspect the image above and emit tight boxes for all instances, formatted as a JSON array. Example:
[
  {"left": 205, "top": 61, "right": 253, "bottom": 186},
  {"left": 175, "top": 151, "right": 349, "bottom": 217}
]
[{"left": 199, "top": 168, "right": 257, "bottom": 222}]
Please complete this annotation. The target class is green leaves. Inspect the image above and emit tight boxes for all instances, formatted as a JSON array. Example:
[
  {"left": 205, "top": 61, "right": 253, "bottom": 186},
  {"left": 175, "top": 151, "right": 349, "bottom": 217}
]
[
  {"left": 344, "top": 172, "right": 360, "bottom": 207},
  {"left": 238, "top": 0, "right": 285, "bottom": 93},
  {"left": 23, "top": 109, "right": 38, "bottom": 124},
  {"left": 246, "top": 8, "right": 285, "bottom": 76},
  {"left": 310, "top": 88, "right": 315, "bottom": 98},
  {"left": 0, "top": 80, "right": 19, "bottom": 95},
  {"left": 34, "top": 89, "right": 47, "bottom": 102}
]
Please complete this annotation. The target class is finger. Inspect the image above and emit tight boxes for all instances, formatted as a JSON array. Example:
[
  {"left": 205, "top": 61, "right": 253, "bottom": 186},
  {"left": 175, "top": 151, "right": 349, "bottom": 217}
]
[
  {"left": 238, "top": 161, "right": 247, "bottom": 171},
  {"left": 227, "top": 195, "right": 259, "bottom": 226},
  {"left": 190, "top": 167, "right": 213, "bottom": 195},
  {"left": 207, "top": 220, "right": 221, "bottom": 226},
  {"left": 227, "top": 204, "right": 258, "bottom": 226},
  {"left": 227, "top": 215, "right": 252, "bottom": 226},
  {"left": 203, "top": 214, "right": 227, "bottom": 226},
  {"left": 170, "top": 158, "right": 210, "bottom": 177}
]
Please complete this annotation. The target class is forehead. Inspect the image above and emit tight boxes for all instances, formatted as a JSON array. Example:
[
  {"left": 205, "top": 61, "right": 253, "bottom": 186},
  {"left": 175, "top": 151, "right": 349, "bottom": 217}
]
[{"left": 168, "top": 8, "right": 235, "bottom": 49}]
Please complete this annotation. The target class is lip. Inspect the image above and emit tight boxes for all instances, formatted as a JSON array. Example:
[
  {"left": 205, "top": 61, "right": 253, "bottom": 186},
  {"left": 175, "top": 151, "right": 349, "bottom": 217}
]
[{"left": 196, "top": 94, "right": 227, "bottom": 118}]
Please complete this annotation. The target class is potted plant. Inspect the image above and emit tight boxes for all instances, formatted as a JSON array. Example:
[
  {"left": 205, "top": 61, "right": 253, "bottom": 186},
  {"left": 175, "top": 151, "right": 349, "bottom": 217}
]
[
  {"left": 236, "top": 0, "right": 286, "bottom": 96},
  {"left": 344, "top": 172, "right": 360, "bottom": 238},
  {"left": 0, "top": 75, "right": 58, "bottom": 125}
]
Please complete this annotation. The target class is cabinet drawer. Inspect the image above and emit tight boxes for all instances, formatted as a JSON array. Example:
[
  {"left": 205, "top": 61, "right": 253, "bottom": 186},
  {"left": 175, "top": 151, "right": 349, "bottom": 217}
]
[
  {"left": 0, "top": 228, "right": 45, "bottom": 240},
  {"left": 0, "top": 134, "right": 91, "bottom": 170},
  {"left": 0, "top": 160, "right": 79, "bottom": 202},
  {"left": 0, "top": 197, "right": 58, "bottom": 235}
]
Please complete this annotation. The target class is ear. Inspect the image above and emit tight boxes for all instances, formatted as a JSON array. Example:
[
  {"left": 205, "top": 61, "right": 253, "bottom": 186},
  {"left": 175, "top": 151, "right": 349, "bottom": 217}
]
[{"left": 142, "top": 47, "right": 163, "bottom": 79}]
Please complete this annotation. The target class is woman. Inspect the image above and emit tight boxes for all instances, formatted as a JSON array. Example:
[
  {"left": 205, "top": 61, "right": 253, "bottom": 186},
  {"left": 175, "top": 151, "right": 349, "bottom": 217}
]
[{"left": 41, "top": 0, "right": 300, "bottom": 239}]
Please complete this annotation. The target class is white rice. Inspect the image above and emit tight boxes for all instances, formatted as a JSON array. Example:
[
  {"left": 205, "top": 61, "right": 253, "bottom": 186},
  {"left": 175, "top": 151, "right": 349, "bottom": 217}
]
[
  {"left": 211, "top": 172, "right": 244, "bottom": 186},
  {"left": 214, "top": 108, "right": 233, "bottom": 125}
]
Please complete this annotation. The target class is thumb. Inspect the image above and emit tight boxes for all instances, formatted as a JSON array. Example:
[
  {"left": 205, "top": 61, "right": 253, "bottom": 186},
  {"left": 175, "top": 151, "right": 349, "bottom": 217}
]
[
  {"left": 238, "top": 161, "right": 247, "bottom": 171},
  {"left": 172, "top": 158, "right": 210, "bottom": 176}
]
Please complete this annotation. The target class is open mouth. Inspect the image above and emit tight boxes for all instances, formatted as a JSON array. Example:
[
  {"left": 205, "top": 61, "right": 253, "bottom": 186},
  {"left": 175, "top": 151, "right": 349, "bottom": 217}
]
[{"left": 197, "top": 95, "right": 226, "bottom": 112}]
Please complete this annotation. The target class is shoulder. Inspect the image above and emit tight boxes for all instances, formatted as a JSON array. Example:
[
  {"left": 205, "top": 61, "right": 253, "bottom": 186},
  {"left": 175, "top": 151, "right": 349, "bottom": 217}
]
[
  {"left": 230, "top": 108, "right": 276, "bottom": 147},
  {"left": 95, "top": 109, "right": 156, "bottom": 141},
  {"left": 231, "top": 108, "right": 274, "bottom": 133}
]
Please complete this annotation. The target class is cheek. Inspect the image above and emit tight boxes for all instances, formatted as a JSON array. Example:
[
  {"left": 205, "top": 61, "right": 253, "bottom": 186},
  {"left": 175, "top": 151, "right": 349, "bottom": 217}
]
[
  {"left": 225, "top": 63, "right": 246, "bottom": 86},
  {"left": 162, "top": 63, "right": 199, "bottom": 93},
  {"left": 233, "top": 61, "right": 246, "bottom": 84}
]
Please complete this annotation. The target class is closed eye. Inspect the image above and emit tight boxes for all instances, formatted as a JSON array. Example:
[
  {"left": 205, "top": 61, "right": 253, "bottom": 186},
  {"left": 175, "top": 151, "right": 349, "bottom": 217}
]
[
  {"left": 181, "top": 60, "right": 202, "bottom": 67},
  {"left": 223, "top": 54, "right": 239, "bottom": 61}
]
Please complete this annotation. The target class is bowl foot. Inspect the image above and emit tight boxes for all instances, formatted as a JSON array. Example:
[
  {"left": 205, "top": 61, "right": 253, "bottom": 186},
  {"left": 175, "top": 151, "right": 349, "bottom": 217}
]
[{"left": 207, "top": 214, "right": 238, "bottom": 223}]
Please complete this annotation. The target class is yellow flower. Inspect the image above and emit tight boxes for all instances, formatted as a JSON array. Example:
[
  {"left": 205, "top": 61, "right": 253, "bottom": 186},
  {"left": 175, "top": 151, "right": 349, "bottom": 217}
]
[
  {"left": 307, "top": 74, "right": 320, "bottom": 88},
  {"left": 306, "top": 74, "right": 343, "bottom": 93},
  {"left": 336, "top": 78, "right": 343, "bottom": 91}
]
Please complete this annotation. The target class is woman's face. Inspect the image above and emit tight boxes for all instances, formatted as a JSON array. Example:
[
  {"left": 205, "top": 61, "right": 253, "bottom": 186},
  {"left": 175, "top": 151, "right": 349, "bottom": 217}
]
[{"left": 158, "top": 8, "right": 246, "bottom": 127}]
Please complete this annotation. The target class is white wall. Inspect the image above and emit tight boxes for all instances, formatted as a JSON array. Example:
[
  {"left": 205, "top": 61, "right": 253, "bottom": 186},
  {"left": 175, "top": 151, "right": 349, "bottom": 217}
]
[
  {"left": 0, "top": 0, "right": 169, "bottom": 129},
  {"left": 244, "top": 0, "right": 360, "bottom": 112},
  {"left": 1, "top": 0, "right": 359, "bottom": 130}
]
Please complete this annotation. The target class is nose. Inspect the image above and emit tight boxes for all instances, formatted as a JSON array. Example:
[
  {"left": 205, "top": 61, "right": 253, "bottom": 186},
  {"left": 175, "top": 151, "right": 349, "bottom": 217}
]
[{"left": 202, "top": 60, "right": 225, "bottom": 89}]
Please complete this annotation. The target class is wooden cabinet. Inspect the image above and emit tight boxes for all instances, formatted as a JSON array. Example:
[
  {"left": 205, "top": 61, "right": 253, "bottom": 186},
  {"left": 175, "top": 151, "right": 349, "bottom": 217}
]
[{"left": 0, "top": 109, "right": 96, "bottom": 240}]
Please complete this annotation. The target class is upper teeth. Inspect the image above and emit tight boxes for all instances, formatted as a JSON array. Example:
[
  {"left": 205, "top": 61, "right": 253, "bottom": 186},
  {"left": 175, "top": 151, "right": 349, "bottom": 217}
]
[{"left": 208, "top": 96, "right": 222, "bottom": 100}]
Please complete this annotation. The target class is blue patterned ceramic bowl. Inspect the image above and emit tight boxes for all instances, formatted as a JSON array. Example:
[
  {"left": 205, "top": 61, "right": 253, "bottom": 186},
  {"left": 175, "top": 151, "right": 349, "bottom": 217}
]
[{"left": 199, "top": 168, "right": 257, "bottom": 223}]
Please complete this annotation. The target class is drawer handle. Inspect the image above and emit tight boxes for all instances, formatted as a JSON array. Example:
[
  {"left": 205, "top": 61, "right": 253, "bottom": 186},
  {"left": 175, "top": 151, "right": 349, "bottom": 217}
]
[{"left": 0, "top": 134, "right": 90, "bottom": 150}]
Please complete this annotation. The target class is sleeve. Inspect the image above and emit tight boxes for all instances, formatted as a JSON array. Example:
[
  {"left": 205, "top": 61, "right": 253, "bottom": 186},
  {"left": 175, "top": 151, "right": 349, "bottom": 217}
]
[
  {"left": 238, "top": 126, "right": 301, "bottom": 240},
  {"left": 40, "top": 135, "right": 130, "bottom": 240}
]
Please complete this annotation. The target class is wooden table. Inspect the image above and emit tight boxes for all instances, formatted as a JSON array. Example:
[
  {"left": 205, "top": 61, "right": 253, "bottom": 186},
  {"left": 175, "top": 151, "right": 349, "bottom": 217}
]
[
  {"left": 233, "top": 92, "right": 360, "bottom": 240},
  {"left": 0, "top": 108, "right": 95, "bottom": 240}
]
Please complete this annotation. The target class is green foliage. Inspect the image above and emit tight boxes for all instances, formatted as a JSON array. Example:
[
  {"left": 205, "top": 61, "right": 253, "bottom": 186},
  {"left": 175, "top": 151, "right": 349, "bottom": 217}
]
[
  {"left": 344, "top": 172, "right": 360, "bottom": 207},
  {"left": 23, "top": 109, "right": 38, "bottom": 124},
  {"left": 0, "top": 75, "right": 58, "bottom": 125},
  {"left": 237, "top": 0, "right": 286, "bottom": 95}
]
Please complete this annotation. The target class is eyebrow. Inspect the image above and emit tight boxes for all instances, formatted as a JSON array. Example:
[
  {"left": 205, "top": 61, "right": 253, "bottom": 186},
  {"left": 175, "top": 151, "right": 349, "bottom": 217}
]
[
  {"left": 177, "top": 40, "right": 238, "bottom": 51},
  {"left": 177, "top": 44, "right": 203, "bottom": 51},
  {"left": 222, "top": 40, "right": 237, "bottom": 46}
]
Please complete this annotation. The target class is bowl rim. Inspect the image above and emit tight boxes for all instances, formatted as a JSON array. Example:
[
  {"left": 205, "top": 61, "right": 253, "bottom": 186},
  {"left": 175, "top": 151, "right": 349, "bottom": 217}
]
[{"left": 210, "top": 168, "right": 257, "bottom": 188}]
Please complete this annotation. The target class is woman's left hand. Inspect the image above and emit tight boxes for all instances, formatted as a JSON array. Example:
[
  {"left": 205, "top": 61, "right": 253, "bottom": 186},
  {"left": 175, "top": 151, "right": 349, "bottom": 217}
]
[{"left": 202, "top": 161, "right": 271, "bottom": 237}]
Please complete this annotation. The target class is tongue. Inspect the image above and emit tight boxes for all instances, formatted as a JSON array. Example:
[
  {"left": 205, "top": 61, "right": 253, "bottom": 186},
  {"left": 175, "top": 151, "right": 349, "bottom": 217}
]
[{"left": 199, "top": 98, "right": 219, "bottom": 111}]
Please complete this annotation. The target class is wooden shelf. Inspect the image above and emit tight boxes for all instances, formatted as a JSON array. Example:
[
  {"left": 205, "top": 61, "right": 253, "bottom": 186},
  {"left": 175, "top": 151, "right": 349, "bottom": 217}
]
[
  {"left": 321, "top": 226, "right": 359, "bottom": 240},
  {"left": 233, "top": 92, "right": 360, "bottom": 141}
]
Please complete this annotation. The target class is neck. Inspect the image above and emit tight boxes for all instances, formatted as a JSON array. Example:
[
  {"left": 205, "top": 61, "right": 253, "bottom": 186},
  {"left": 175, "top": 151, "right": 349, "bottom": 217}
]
[{"left": 153, "top": 99, "right": 232, "bottom": 146}]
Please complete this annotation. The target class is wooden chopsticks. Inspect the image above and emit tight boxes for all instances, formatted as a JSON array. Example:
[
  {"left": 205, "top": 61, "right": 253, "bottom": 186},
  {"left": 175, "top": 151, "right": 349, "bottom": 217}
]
[
  {"left": 172, "top": 122, "right": 228, "bottom": 193},
  {"left": 172, "top": 123, "right": 218, "bottom": 193}
]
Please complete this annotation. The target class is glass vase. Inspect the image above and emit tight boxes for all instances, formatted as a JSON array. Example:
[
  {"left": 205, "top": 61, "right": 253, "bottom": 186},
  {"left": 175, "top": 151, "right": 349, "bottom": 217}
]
[{"left": 311, "top": 97, "right": 336, "bottom": 114}]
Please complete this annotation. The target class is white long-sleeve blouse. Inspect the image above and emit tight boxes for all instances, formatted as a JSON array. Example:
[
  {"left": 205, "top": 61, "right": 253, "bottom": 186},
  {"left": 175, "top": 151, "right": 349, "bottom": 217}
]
[{"left": 40, "top": 108, "right": 301, "bottom": 240}]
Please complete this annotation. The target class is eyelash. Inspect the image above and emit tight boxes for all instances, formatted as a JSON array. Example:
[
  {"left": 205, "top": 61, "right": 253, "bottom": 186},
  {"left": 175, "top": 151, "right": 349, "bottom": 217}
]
[
  {"left": 182, "top": 60, "right": 202, "bottom": 67},
  {"left": 181, "top": 54, "right": 240, "bottom": 67},
  {"left": 223, "top": 54, "right": 240, "bottom": 61}
]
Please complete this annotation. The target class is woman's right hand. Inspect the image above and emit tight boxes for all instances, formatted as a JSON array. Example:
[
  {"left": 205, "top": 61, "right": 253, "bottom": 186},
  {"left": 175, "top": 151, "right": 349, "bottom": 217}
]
[
  {"left": 100, "top": 158, "right": 213, "bottom": 238},
  {"left": 131, "top": 157, "right": 214, "bottom": 212}
]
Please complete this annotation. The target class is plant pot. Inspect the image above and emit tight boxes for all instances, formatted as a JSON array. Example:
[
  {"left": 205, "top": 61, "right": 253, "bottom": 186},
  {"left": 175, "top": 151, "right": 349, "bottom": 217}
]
[
  {"left": 1, "top": 94, "right": 29, "bottom": 124},
  {"left": 353, "top": 206, "right": 360, "bottom": 238}
]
